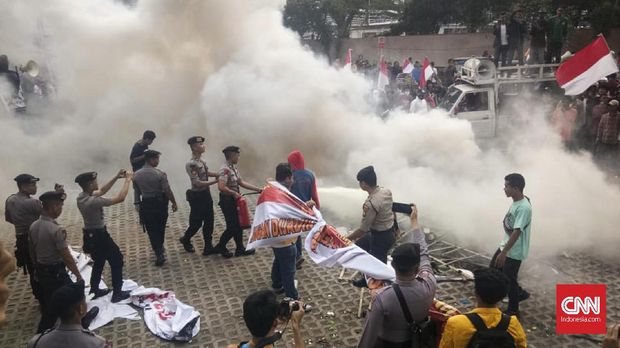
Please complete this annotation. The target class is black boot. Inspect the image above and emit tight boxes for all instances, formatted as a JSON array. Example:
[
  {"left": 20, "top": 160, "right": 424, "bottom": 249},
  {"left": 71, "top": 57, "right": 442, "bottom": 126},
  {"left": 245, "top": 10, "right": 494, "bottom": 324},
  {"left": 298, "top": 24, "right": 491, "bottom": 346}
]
[
  {"left": 179, "top": 236, "right": 195, "bottom": 253},
  {"left": 81, "top": 306, "right": 99, "bottom": 329},
  {"left": 89, "top": 288, "right": 111, "bottom": 300},
  {"left": 155, "top": 250, "right": 165, "bottom": 266}
]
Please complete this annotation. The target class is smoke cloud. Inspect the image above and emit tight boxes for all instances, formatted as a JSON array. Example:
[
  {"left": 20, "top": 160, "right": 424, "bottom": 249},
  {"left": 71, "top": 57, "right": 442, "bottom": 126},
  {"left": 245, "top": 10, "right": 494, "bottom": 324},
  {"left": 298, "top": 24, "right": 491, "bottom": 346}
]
[{"left": 1, "top": 0, "right": 619, "bottom": 261}]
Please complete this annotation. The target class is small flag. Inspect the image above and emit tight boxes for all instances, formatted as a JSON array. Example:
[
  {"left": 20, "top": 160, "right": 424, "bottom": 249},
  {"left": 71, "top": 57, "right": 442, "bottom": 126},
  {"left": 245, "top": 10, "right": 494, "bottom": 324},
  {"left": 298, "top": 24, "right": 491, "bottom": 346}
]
[
  {"left": 402, "top": 58, "right": 413, "bottom": 74},
  {"left": 556, "top": 36, "right": 619, "bottom": 95},
  {"left": 377, "top": 56, "right": 390, "bottom": 90}
]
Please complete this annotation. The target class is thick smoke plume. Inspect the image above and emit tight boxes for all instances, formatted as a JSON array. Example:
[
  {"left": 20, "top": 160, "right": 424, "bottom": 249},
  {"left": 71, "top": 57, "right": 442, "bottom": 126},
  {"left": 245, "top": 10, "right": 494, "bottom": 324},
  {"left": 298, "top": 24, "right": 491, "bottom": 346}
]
[{"left": 1, "top": 0, "right": 619, "bottom": 261}]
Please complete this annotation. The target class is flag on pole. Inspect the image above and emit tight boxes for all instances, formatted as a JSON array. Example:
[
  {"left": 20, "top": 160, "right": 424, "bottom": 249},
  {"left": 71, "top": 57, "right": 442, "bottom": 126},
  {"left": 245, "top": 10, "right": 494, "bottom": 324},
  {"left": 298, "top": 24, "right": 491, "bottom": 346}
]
[
  {"left": 402, "top": 58, "right": 413, "bottom": 74},
  {"left": 419, "top": 57, "right": 434, "bottom": 88},
  {"left": 343, "top": 48, "right": 352, "bottom": 71},
  {"left": 556, "top": 36, "right": 619, "bottom": 96},
  {"left": 248, "top": 182, "right": 395, "bottom": 281},
  {"left": 377, "top": 56, "right": 390, "bottom": 90}
]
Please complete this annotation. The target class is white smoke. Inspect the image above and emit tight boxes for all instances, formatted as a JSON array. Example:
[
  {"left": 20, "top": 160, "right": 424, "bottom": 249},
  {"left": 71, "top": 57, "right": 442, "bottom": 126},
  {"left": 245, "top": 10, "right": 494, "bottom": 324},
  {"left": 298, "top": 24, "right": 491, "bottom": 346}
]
[{"left": 1, "top": 0, "right": 619, "bottom": 261}]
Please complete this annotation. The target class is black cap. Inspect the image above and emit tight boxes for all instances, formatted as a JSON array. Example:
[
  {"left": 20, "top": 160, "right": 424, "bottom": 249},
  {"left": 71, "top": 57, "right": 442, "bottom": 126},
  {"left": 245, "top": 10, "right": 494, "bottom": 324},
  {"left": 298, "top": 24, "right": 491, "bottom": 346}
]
[
  {"left": 144, "top": 149, "right": 161, "bottom": 159},
  {"left": 222, "top": 145, "right": 240, "bottom": 155},
  {"left": 14, "top": 174, "right": 39, "bottom": 185},
  {"left": 391, "top": 243, "right": 421, "bottom": 267},
  {"left": 356, "top": 166, "right": 376, "bottom": 185},
  {"left": 74, "top": 172, "right": 97, "bottom": 184},
  {"left": 187, "top": 136, "right": 205, "bottom": 145},
  {"left": 39, "top": 191, "right": 66, "bottom": 203},
  {"left": 51, "top": 280, "right": 86, "bottom": 318}
]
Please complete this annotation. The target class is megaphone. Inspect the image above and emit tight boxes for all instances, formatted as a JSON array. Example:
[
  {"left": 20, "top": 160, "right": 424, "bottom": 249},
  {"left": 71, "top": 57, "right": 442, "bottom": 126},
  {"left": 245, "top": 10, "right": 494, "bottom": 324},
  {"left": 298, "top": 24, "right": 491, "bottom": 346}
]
[
  {"left": 463, "top": 58, "right": 496, "bottom": 81},
  {"left": 20, "top": 60, "right": 39, "bottom": 78}
]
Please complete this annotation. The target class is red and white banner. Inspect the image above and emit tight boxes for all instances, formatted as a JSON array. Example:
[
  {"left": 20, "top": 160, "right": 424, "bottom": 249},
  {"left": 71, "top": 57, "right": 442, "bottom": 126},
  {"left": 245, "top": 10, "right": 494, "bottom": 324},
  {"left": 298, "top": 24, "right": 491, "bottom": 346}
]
[
  {"left": 377, "top": 56, "right": 390, "bottom": 91},
  {"left": 556, "top": 36, "right": 619, "bottom": 96},
  {"left": 343, "top": 48, "right": 352, "bottom": 71},
  {"left": 419, "top": 57, "right": 433, "bottom": 88},
  {"left": 248, "top": 182, "right": 395, "bottom": 281}
]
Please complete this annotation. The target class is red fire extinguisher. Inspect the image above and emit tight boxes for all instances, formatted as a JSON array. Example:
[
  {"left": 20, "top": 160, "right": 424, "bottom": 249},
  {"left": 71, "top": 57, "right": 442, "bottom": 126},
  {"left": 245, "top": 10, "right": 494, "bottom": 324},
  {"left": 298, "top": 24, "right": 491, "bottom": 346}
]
[{"left": 236, "top": 195, "right": 251, "bottom": 229}]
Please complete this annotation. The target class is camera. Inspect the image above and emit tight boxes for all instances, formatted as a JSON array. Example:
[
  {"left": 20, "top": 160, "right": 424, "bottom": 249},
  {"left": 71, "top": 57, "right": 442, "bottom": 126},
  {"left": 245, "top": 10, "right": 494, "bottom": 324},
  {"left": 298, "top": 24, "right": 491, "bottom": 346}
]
[
  {"left": 278, "top": 298, "right": 310, "bottom": 319},
  {"left": 392, "top": 202, "right": 413, "bottom": 215}
]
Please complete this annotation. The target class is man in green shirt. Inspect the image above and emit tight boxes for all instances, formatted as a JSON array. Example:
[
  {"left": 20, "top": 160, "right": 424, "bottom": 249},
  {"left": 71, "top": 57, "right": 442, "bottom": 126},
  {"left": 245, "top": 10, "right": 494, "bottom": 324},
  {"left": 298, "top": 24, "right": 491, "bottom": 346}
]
[
  {"left": 491, "top": 173, "right": 532, "bottom": 317},
  {"left": 546, "top": 7, "right": 569, "bottom": 63}
]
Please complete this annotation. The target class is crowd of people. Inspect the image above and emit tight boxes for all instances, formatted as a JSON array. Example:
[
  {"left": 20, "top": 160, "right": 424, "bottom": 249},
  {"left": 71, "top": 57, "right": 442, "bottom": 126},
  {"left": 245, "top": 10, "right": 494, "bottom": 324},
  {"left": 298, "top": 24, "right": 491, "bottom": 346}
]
[{"left": 2, "top": 128, "right": 620, "bottom": 347}]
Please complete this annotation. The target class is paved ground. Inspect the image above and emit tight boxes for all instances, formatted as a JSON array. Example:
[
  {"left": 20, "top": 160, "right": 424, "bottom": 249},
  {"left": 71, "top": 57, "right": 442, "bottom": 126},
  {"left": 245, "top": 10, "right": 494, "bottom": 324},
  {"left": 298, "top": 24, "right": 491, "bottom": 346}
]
[{"left": 0, "top": 193, "right": 618, "bottom": 347}]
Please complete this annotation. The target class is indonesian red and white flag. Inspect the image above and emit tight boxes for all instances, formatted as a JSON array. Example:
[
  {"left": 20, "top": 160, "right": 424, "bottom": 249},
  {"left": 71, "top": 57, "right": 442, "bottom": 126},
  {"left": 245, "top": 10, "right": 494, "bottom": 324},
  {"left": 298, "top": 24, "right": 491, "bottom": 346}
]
[
  {"left": 402, "top": 58, "right": 413, "bottom": 74},
  {"left": 556, "top": 36, "right": 619, "bottom": 95},
  {"left": 377, "top": 56, "right": 390, "bottom": 91},
  {"left": 419, "top": 57, "right": 434, "bottom": 88},
  {"left": 343, "top": 48, "right": 352, "bottom": 71},
  {"left": 248, "top": 182, "right": 395, "bottom": 281}
]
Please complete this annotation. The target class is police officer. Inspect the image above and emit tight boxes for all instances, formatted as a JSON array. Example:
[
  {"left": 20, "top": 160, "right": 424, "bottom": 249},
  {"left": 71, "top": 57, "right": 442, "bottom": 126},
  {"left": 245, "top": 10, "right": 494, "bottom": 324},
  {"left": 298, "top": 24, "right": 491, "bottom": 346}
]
[
  {"left": 75, "top": 170, "right": 133, "bottom": 303},
  {"left": 214, "top": 146, "right": 262, "bottom": 258},
  {"left": 27, "top": 281, "right": 112, "bottom": 348},
  {"left": 29, "top": 191, "right": 98, "bottom": 333},
  {"left": 129, "top": 130, "right": 156, "bottom": 209},
  {"left": 347, "top": 166, "right": 395, "bottom": 288},
  {"left": 179, "top": 136, "right": 219, "bottom": 255},
  {"left": 4, "top": 174, "right": 43, "bottom": 301},
  {"left": 133, "top": 150, "right": 178, "bottom": 266}
]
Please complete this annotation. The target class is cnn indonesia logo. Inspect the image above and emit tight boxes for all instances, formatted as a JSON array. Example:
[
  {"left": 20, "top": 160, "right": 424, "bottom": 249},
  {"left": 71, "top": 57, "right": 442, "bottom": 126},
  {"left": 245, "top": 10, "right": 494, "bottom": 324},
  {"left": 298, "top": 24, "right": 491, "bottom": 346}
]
[{"left": 556, "top": 284, "right": 606, "bottom": 335}]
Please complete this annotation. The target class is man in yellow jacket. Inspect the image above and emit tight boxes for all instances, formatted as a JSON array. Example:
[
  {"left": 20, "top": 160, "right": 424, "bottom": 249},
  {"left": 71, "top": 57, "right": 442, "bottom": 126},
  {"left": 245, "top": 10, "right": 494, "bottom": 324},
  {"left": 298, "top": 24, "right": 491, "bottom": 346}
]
[{"left": 439, "top": 268, "right": 527, "bottom": 348}]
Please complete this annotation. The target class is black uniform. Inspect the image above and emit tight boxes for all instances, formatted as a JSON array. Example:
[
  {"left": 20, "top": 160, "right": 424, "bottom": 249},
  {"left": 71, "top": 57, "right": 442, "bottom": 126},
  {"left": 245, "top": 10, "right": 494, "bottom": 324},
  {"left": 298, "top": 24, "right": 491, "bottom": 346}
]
[
  {"left": 133, "top": 150, "right": 170, "bottom": 265},
  {"left": 4, "top": 174, "right": 43, "bottom": 300},
  {"left": 181, "top": 138, "right": 215, "bottom": 253}
]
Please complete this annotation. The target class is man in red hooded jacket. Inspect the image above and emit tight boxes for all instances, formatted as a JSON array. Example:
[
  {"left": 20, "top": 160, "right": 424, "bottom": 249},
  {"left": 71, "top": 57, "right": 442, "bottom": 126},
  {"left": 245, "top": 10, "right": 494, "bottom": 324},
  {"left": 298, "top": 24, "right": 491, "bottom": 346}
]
[{"left": 287, "top": 150, "right": 320, "bottom": 269}]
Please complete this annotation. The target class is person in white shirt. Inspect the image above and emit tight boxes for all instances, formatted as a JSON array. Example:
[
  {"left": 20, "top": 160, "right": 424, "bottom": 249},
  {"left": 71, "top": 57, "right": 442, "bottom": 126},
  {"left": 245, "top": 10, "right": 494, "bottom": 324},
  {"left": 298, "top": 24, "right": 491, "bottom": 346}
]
[{"left": 409, "top": 93, "right": 429, "bottom": 114}]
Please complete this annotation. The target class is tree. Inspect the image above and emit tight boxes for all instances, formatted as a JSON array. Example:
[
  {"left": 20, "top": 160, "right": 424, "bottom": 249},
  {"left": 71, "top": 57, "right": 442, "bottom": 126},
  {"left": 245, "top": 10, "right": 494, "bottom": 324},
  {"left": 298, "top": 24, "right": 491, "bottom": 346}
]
[{"left": 590, "top": 2, "right": 620, "bottom": 37}]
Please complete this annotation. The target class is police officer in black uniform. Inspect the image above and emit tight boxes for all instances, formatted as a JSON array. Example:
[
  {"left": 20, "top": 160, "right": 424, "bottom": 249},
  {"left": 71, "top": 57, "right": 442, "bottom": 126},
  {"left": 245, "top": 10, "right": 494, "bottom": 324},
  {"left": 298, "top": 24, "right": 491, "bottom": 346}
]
[
  {"left": 214, "top": 146, "right": 262, "bottom": 258},
  {"left": 179, "top": 136, "right": 219, "bottom": 255},
  {"left": 4, "top": 174, "right": 43, "bottom": 301},
  {"left": 29, "top": 191, "right": 98, "bottom": 333},
  {"left": 27, "top": 281, "right": 112, "bottom": 348},
  {"left": 75, "top": 170, "right": 133, "bottom": 302},
  {"left": 133, "top": 150, "right": 178, "bottom": 266}
]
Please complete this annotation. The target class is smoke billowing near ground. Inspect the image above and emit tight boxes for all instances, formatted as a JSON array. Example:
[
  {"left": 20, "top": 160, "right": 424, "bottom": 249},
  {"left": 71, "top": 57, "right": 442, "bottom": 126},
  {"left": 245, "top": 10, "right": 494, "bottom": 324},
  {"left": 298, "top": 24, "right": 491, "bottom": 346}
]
[{"left": 1, "top": 0, "right": 619, "bottom": 261}]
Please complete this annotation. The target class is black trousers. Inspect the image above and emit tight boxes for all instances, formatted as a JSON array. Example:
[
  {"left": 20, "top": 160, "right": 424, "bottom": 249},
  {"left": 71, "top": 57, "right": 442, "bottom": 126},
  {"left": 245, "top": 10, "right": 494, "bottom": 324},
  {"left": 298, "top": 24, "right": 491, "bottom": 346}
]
[
  {"left": 15, "top": 234, "right": 42, "bottom": 301},
  {"left": 83, "top": 227, "right": 124, "bottom": 292},
  {"left": 494, "top": 45, "right": 509, "bottom": 67},
  {"left": 141, "top": 198, "right": 169, "bottom": 253},
  {"left": 36, "top": 263, "right": 71, "bottom": 333},
  {"left": 547, "top": 42, "right": 562, "bottom": 63},
  {"left": 491, "top": 248, "right": 524, "bottom": 312},
  {"left": 216, "top": 194, "right": 245, "bottom": 252},
  {"left": 183, "top": 190, "right": 214, "bottom": 248},
  {"left": 356, "top": 226, "right": 396, "bottom": 264}
]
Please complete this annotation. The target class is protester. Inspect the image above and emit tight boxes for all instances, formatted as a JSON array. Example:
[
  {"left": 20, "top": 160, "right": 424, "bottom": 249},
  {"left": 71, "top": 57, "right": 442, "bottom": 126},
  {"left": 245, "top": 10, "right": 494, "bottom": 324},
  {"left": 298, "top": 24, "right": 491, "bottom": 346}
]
[
  {"left": 409, "top": 92, "right": 429, "bottom": 114},
  {"left": 287, "top": 150, "right": 320, "bottom": 269},
  {"left": 546, "top": 7, "right": 569, "bottom": 64},
  {"left": 390, "top": 60, "right": 402, "bottom": 82},
  {"left": 491, "top": 173, "right": 532, "bottom": 317},
  {"left": 493, "top": 13, "right": 509, "bottom": 67},
  {"left": 358, "top": 205, "right": 436, "bottom": 347},
  {"left": 590, "top": 94, "right": 610, "bottom": 146},
  {"left": 603, "top": 324, "right": 620, "bottom": 348},
  {"left": 27, "top": 281, "right": 112, "bottom": 348},
  {"left": 551, "top": 98, "right": 578, "bottom": 148},
  {"left": 443, "top": 59, "right": 457, "bottom": 87},
  {"left": 507, "top": 10, "right": 526, "bottom": 65},
  {"left": 270, "top": 164, "right": 300, "bottom": 300},
  {"left": 595, "top": 100, "right": 620, "bottom": 165},
  {"left": 229, "top": 290, "right": 305, "bottom": 348},
  {"left": 530, "top": 11, "right": 547, "bottom": 64},
  {"left": 348, "top": 166, "right": 395, "bottom": 288},
  {"left": 438, "top": 268, "right": 527, "bottom": 348},
  {"left": 412, "top": 61, "right": 422, "bottom": 84}
]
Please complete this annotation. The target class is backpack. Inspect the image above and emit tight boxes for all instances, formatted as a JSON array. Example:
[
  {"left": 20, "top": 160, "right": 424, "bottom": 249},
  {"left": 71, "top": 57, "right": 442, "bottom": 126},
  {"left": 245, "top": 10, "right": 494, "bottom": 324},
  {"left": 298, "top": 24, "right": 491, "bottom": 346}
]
[
  {"left": 391, "top": 283, "right": 437, "bottom": 348},
  {"left": 465, "top": 313, "right": 515, "bottom": 348}
]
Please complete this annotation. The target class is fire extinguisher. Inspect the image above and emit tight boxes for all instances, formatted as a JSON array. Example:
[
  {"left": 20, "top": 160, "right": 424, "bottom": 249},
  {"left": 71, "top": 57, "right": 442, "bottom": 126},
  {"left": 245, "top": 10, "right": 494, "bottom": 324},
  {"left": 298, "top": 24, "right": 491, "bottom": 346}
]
[{"left": 236, "top": 195, "right": 251, "bottom": 229}]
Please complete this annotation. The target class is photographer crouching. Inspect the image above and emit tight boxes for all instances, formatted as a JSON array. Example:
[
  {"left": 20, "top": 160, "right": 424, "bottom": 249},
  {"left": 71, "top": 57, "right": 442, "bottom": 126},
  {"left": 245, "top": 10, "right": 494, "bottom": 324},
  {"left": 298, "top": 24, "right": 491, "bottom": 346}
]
[{"left": 230, "top": 290, "right": 306, "bottom": 348}]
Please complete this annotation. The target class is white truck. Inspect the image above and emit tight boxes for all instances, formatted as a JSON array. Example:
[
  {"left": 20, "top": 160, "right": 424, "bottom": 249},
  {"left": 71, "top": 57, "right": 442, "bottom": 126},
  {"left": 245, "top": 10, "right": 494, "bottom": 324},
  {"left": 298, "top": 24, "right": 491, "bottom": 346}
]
[{"left": 439, "top": 58, "right": 560, "bottom": 138}]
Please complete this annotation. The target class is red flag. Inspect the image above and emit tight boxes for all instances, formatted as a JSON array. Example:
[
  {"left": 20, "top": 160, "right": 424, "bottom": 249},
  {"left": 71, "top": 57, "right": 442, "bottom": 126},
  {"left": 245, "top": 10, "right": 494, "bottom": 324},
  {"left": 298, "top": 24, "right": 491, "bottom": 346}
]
[
  {"left": 556, "top": 36, "right": 618, "bottom": 95},
  {"left": 420, "top": 57, "right": 433, "bottom": 88},
  {"left": 344, "top": 48, "right": 352, "bottom": 70},
  {"left": 377, "top": 56, "right": 389, "bottom": 90}
]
